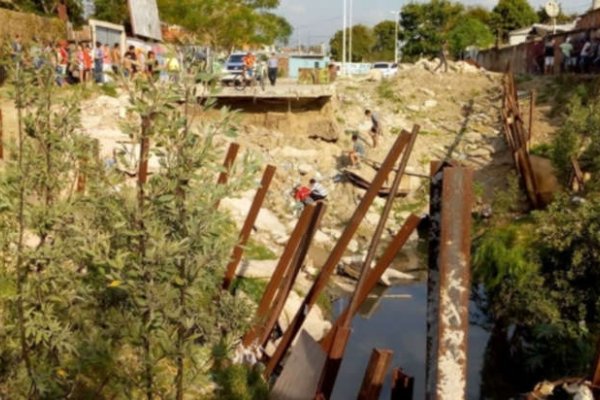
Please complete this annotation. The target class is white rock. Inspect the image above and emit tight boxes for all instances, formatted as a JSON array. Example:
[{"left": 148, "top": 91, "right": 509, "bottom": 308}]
[
  {"left": 365, "top": 212, "right": 380, "bottom": 226},
  {"left": 419, "top": 88, "right": 436, "bottom": 97},
  {"left": 272, "top": 146, "right": 318, "bottom": 160},
  {"left": 297, "top": 163, "right": 313, "bottom": 175},
  {"left": 348, "top": 239, "right": 359, "bottom": 253},
  {"left": 423, "top": 99, "right": 438, "bottom": 109},
  {"left": 236, "top": 260, "right": 278, "bottom": 279},
  {"left": 220, "top": 195, "right": 288, "bottom": 238},
  {"left": 380, "top": 269, "right": 416, "bottom": 286},
  {"left": 278, "top": 290, "right": 331, "bottom": 342},
  {"left": 313, "top": 230, "right": 334, "bottom": 246},
  {"left": 407, "top": 105, "right": 422, "bottom": 113}
]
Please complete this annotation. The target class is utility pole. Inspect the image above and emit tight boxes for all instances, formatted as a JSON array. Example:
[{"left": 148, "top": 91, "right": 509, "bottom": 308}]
[
  {"left": 391, "top": 10, "right": 400, "bottom": 64},
  {"left": 349, "top": 0, "right": 353, "bottom": 64},
  {"left": 342, "top": 0, "right": 347, "bottom": 74}
]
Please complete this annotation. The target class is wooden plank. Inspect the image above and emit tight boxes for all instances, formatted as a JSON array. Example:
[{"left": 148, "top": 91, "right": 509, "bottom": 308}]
[{"left": 357, "top": 349, "right": 394, "bottom": 400}]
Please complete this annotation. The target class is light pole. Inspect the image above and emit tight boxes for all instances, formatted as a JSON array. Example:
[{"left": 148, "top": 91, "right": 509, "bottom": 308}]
[
  {"left": 342, "top": 0, "right": 347, "bottom": 73},
  {"left": 390, "top": 10, "right": 400, "bottom": 64},
  {"left": 349, "top": 0, "right": 353, "bottom": 64}
]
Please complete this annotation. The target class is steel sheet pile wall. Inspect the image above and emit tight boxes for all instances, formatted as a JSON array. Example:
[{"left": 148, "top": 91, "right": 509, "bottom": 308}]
[{"left": 501, "top": 70, "right": 543, "bottom": 208}]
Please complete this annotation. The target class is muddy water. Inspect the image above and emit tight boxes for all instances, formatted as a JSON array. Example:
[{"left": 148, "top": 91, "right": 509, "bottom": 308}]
[{"left": 330, "top": 247, "right": 490, "bottom": 400}]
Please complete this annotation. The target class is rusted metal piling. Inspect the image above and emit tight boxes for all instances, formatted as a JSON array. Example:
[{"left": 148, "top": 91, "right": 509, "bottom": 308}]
[
  {"left": 242, "top": 203, "right": 317, "bottom": 347},
  {"left": 591, "top": 337, "right": 600, "bottom": 396},
  {"left": 222, "top": 165, "right": 276, "bottom": 290},
  {"left": 264, "top": 132, "right": 410, "bottom": 378},
  {"left": 425, "top": 163, "right": 474, "bottom": 400},
  {"left": 357, "top": 348, "right": 394, "bottom": 400},
  {"left": 316, "top": 126, "right": 420, "bottom": 400},
  {"left": 319, "top": 214, "right": 421, "bottom": 351},
  {"left": 502, "top": 70, "right": 541, "bottom": 208},
  {"left": 217, "top": 142, "right": 240, "bottom": 185},
  {"left": 391, "top": 368, "right": 415, "bottom": 400},
  {"left": 259, "top": 202, "right": 326, "bottom": 347},
  {"left": 0, "top": 109, "right": 3, "bottom": 160}
]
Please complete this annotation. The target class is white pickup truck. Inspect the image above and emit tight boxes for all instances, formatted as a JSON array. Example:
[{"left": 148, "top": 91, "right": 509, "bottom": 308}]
[{"left": 371, "top": 62, "right": 398, "bottom": 78}]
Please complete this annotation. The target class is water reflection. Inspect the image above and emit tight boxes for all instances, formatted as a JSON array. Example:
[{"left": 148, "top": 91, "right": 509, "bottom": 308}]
[{"left": 331, "top": 282, "right": 490, "bottom": 400}]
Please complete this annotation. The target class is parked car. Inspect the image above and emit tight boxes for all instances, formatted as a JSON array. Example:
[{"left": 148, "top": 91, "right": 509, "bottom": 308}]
[
  {"left": 224, "top": 52, "right": 247, "bottom": 75},
  {"left": 371, "top": 62, "right": 398, "bottom": 78}
]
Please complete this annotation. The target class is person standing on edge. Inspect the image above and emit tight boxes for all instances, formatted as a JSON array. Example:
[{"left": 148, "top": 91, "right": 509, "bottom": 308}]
[
  {"left": 94, "top": 42, "right": 104, "bottom": 83},
  {"left": 111, "top": 43, "right": 121, "bottom": 74},
  {"left": 434, "top": 40, "right": 449, "bottom": 73},
  {"left": 267, "top": 53, "right": 278, "bottom": 86},
  {"left": 560, "top": 37, "right": 574, "bottom": 73},
  {"left": 365, "top": 109, "right": 382, "bottom": 148},
  {"left": 544, "top": 37, "right": 555, "bottom": 75}
]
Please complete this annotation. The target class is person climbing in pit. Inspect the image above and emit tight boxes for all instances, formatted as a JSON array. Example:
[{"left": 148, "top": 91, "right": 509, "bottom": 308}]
[
  {"left": 365, "top": 109, "right": 382, "bottom": 148},
  {"left": 309, "top": 178, "right": 328, "bottom": 202},
  {"left": 348, "top": 133, "right": 365, "bottom": 167}
]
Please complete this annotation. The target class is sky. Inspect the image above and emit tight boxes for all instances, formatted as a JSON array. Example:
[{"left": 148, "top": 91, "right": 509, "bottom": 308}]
[{"left": 276, "top": 0, "right": 592, "bottom": 45}]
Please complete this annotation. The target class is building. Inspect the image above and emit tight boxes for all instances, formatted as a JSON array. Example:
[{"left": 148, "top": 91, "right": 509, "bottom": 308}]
[
  {"left": 286, "top": 54, "right": 330, "bottom": 79},
  {"left": 508, "top": 22, "right": 577, "bottom": 46}
]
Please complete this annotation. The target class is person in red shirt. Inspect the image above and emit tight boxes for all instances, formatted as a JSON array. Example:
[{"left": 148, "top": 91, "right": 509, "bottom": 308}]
[{"left": 293, "top": 185, "right": 313, "bottom": 205}]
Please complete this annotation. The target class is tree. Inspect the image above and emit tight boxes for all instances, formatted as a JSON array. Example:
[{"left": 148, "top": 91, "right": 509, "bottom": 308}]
[
  {"left": 93, "top": 0, "right": 129, "bottom": 25},
  {"left": 0, "top": 49, "right": 259, "bottom": 398},
  {"left": 13, "top": 0, "right": 84, "bottom": 25},
  {"left": 329, "top": 24, "right": 375, "bottom": 62},
  {"left": 491, "top": 0, "right": 538, "bottom": 43},
  {"left": 372, "top": 20, "right": 397, "bottom": 62},
  {"left": 447, "top": 16, "right": 494, "bottom": 58},
  {"left": 399, "top": 0, "right": 464, "bottom": 60},
  {"left": 537, "top": 6, "right": 575, "bottom": 24},
  {"left": 157, "top": 0, "right": 292, "bottom": 48},
  {"left": 465, "top": 5, "right": 493, "bottom": 26}
]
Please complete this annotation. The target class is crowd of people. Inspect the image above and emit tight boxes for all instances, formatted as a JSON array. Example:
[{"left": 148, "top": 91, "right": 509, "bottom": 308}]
[
  {"left": 544, "top": 34, "right": 600, "bottom": 74},
  {"left": 10, "top": 34, "right": 182, "bottom": 86}
]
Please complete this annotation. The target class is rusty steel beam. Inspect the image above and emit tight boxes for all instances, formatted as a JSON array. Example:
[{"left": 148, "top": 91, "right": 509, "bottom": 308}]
[
  {"left": 0, "top": 109, "right": 3, "bottom": 160},
  {"left": 222, "top": 165, "right": 277, "bottom": 290},
  {"left": 391, "top": 368, "right": 415, "bottom": 400},
  {"left": 242, "top": 203, "right": 317, "bottom": 347},
  {"left": 591, "top": 337, "right": 600, "bottom": 394},
  {"left": 259, "top": 202, "right": 327, "bottom": 347},
  {"left": 425, "top": 161, "right": 448, "bottom": 399},
  {"left": 320, "top": 214, "right": 421, "bottom": 351},
  {"left": 76, "top": 158, "right": 86, "bottom": 193},
  {"left": 316, "top": 127, "right": 419, "bottom": 398},
  {"left": 357, "top": 348, "right": 394, "bottom": 400},
  {"left": 217, "top": 142, "right": 240, "bottom": 185},
  {"left": 528, "top": 90, "right": 536, "bottom": 145},
  {"left": 426, "top": 165, "right": 474, "bottom": 400},
  {"left": 264, "top": 132, "right": 411, "bottom": 378}
]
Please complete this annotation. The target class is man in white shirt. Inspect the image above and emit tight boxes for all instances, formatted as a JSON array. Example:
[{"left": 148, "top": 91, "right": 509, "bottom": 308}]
[
  {"left": 309, "top": 178, "right": 328, "bottom": 202},
  {"left": 267, "top": 53, "right": 279, "bottom": 86}
]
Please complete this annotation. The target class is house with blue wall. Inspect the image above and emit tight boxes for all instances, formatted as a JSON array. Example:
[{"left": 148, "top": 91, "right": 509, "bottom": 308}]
[{"left": 287, "top": 54, "right": 330, "bottom": 78}]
